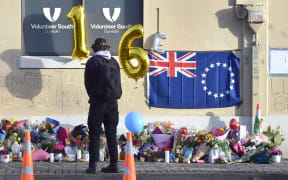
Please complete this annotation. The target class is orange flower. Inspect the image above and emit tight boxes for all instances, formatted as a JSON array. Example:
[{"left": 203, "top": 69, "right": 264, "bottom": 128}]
[
  {"left": 50, "top": 123, "right": 55, "bottom": 128},
  {"left": 42, "top": 120, "right": 46, "bottom": 124},
  {"left": 41, "top": 125, "right": 46, "bottom": 129}
]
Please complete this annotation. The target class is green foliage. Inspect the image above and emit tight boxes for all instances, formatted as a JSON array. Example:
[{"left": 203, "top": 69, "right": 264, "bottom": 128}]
[{"left": 263, "top": 126, "right": 284, "bottom": 146}]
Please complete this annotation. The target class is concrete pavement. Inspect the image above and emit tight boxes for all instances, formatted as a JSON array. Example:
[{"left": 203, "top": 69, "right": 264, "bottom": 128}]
[{"left": 1, "top": 160, "right": 288, "bottom": 180}]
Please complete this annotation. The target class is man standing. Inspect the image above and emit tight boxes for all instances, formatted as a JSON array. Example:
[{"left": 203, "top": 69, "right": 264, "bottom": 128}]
[{"left": 85, "top": 38, "right": 122, "bottom": 174}]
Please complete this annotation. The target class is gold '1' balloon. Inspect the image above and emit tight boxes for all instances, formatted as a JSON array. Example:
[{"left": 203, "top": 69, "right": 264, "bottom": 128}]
[
  {"left": 118, "top": 24, "right": 149, "bottom": 81},
  {"left": 67, "top": 5, "right": 90, "bottom": 60}
]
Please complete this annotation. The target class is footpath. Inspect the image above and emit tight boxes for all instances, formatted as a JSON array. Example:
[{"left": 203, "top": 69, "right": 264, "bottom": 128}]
[{"left": 1, "top": 160, "right": 288, "bottom": 180}]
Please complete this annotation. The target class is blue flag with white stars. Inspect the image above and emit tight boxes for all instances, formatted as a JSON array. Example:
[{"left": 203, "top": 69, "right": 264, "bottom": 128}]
[{"left": 147, "top": 51, "right": 241, "bottom": 108}]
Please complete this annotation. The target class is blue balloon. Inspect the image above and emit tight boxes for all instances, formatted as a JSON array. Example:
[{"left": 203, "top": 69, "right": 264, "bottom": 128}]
[{"left": 125, "top": 112, "right": 144, "bottom": 133}]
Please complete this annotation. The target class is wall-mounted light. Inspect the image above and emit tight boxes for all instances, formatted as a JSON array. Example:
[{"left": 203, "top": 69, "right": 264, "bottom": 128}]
[{"left": 152, "top": 8, "right": 167, "bottom": 54}]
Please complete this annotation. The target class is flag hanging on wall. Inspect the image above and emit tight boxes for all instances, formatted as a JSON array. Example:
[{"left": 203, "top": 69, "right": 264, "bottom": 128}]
[{"left": 147, "top": 51, "right": 241, "bottom": 108}]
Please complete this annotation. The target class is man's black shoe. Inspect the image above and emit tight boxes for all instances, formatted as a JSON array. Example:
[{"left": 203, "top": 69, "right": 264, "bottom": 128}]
[
  {"left": 101, "top": 164, "right": 119, "bottom": 173},
  {"left": 86, "top": 167, "right": 97, "bottom": 174}
]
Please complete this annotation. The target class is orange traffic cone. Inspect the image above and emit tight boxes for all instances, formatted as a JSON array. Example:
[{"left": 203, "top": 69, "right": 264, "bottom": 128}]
[
  {"left": 21, "top": 131, "right": 34, "bottom": 180},
  {"left": 123, "top": 132, "right": 136, "bottom": 180},
  {"left": 254, "top": 104, "right": 263, "bottom": 135}
]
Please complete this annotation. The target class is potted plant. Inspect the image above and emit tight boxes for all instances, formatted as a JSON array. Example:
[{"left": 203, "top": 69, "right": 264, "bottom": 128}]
[
  {"left": 52, "top": 144, "right": 65, "bottom": 161},
  {"left": 270, "top": 148, "right": 283, "bottom": 163},
  {"left": 263, "top": 126, "right": 285, "bottom": 163}
]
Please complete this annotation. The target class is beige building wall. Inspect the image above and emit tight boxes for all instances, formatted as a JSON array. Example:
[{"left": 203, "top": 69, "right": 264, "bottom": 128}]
[
  {"left": 268, "top": 0, "right": 288, "bottom": 115},
  {"left": 0, "top": 0, "right": 287, "bottom": 154}
]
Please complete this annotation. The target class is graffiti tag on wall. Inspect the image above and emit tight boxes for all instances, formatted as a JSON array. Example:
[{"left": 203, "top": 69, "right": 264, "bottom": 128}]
[{"left": 271, "top": 78, "right": 288, "bottom": 112}]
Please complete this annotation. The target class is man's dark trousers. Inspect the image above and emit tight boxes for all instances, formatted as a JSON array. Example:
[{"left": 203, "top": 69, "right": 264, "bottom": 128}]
[{"left": 88, "top": 100, "right": 119, "bottom": 167}]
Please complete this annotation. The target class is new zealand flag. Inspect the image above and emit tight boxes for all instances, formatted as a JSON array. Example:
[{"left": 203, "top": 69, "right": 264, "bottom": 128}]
[{"left": 147, "top": 51, "right": 241, "bottom": 108}]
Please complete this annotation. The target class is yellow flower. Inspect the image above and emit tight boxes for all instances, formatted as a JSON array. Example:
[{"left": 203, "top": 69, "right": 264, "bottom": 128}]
[
  {"left": 209, "top": 137, "right": 213, "bottom": 141},
  {"left": 220, "top": 128, "right": 224, "bottom": 132},
  {"left": 0, "top": 140, "right": 3, "bottom": 146},
  {"left": 224, "top": 126, "right": 227, "bottom": 129},
  {"left": 17, "top": 137, "right": 21, "bottom": 142},
  {"left": 13, "top": 133, "right": 18, "bottom": 137},
  {"left": 205, "top": 133, "right": 212, "bottom": 140}
]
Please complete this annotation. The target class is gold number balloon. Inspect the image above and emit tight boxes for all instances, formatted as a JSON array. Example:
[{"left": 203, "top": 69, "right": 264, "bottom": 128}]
[
  {"left": 67, "top": 5, "right": 90, "bottom": 60},
  {"left": 118, "top": 24, "right": 149, "bottom": 81}
]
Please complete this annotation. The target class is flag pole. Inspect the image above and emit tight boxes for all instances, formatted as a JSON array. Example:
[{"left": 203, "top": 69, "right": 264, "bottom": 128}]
[{"left": 156, "top": 8, "right": 159, "bottom": 33}]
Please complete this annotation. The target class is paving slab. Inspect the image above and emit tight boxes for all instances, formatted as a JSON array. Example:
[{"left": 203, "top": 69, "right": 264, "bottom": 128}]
[{"left": 0, "top": 159, "right": 287, "bottom": 180}]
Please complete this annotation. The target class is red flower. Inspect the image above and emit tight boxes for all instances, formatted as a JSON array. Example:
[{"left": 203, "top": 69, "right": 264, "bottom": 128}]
[
  {"left": 2, "top": 124, "right": 7, "bottom": 130},
  {"left": 180, "top": 128, "right": 188, "bottom": 135}
]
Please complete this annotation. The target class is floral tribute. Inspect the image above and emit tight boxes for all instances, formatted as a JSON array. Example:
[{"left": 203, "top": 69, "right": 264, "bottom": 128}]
[{"left": 0, "top": 117, "right": 285, "bottom": 164}]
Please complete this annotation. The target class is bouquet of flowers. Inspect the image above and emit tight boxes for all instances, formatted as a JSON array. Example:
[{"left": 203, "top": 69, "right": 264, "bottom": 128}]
[
  {"left": 41, "top": 140, "right": 56, "bottom": 153},
  {"left": 2, "top": 120, "right": 26, "bottom": 152},
  {"left": 0, "top": 149, "right": 8, "bottom": 155},
  {"left": 151, "top": 127, "right": 173, "bottom": 151},
  {"left": 1, "top": 119, "right": 13, "bottom": 131},
  {"left": 39, "top": 120, "right": 56, "bottom": 134},
  {"left": 191, "top": 131, "right": 214, "bottom": 162},
  {"left": 70, "top": 124, "right": 88, "bottom": 150},
  {"left": 263, "top": 126, "right": 285, "bottom": 147},
  {"left": 52, "top": 144, "right": 65, "bottom": 154}
]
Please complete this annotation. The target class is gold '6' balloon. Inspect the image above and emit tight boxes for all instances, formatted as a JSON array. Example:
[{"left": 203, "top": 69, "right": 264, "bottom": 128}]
[
  {"left": 118, "top": 24, "right": 149, "bottom": 81},
  {"left": 67, "top": 5, "right": 90, "bottom": 60}
]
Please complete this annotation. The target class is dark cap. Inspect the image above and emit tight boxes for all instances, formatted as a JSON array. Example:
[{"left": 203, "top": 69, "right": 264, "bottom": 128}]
[{"left": 91, "top": 38, "right": 110, "bottom": 52}]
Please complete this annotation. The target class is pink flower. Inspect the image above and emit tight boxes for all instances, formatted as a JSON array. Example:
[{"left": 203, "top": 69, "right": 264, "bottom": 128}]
[
  {"left": 270, "top": 148, "right": 283, "bottom": 156},
  {"left": 211, "top": 127, "right": 225, "bottom": 136},
  {"left": 52, "top": 144, "right": 64, "bottom": 151}
]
